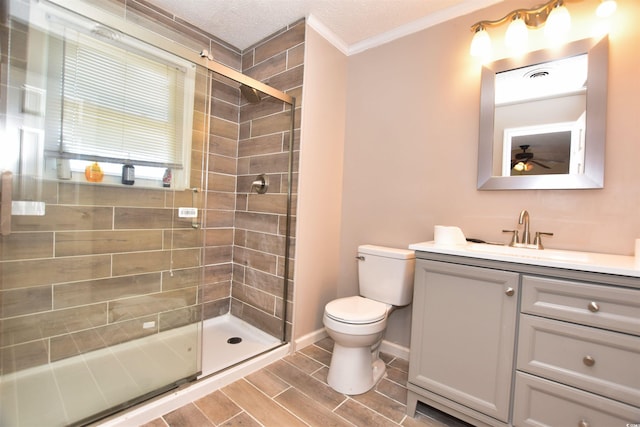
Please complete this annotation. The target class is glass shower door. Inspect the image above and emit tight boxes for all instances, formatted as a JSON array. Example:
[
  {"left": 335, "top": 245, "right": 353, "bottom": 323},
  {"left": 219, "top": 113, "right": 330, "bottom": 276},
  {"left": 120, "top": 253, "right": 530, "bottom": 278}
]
[{"left": 0, "top": 1, "right": 207, "bottom": 425}]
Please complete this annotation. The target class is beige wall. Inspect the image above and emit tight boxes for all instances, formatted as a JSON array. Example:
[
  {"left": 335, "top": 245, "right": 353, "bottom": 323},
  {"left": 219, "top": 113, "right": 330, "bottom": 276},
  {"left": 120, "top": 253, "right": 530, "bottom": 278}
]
[
  {"left": 329, "top": 0, "right": 640, "bottom": 347},
  {"left": 293, "top": 26, "right": 348, "bottom": 342}
]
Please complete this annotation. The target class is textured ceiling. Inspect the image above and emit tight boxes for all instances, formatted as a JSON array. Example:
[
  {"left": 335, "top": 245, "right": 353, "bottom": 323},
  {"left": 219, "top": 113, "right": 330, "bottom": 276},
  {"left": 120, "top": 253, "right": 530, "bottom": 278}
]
[{"left": 143, "top": 0, "right": 503, "bottom": 52}]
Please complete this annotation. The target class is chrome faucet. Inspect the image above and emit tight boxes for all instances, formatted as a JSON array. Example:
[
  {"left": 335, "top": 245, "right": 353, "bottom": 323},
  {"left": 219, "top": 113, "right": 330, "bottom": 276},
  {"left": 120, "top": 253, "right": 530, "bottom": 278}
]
[
  {"left": 504, "top": 209, "right": 553, "bottom": 249},
  {"left": 519, "top": 210, "right": 531, "bottom": 245}
]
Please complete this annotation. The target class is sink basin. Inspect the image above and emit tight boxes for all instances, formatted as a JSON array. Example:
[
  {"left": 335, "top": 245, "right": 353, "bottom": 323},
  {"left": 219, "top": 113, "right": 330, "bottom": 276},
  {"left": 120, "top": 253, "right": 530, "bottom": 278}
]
[{"left": 465, "top": 243, "right": 592, "bottom": 263}]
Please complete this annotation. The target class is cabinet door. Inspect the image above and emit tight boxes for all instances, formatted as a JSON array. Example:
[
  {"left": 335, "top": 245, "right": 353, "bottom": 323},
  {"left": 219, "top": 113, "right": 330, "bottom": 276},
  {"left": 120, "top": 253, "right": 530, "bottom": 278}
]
[{"left": 408, "top": 259, "right": 519, "bottom": 422}]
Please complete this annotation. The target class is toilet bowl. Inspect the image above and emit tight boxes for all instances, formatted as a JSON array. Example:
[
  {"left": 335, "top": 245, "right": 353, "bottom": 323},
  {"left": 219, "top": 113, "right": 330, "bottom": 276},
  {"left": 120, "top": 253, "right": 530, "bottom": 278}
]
[
  {"left": 322, "top": 245, "right": 415, "bottom": 395},
  {"left": 323, "top": 296, "right": 392, "bottom": 394}
]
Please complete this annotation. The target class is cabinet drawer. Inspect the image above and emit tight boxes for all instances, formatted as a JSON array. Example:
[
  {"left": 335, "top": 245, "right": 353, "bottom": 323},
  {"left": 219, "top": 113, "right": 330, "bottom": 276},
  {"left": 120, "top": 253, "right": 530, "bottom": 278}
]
[
  {"left": 517, "top": 314, "right": 640, "bottom": 406},
  {"left": 521, "top": 275, "right": 640, "bottom": 335},
  {"left": 513, "top": 372, "right": 640, "bottom": 427}
]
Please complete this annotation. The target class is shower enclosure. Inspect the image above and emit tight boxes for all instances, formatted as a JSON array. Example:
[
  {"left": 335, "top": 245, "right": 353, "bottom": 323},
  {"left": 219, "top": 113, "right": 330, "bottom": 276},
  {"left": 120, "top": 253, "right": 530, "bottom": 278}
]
[{"left": 0, "top": 1, "right": 297, "bottom": 425}]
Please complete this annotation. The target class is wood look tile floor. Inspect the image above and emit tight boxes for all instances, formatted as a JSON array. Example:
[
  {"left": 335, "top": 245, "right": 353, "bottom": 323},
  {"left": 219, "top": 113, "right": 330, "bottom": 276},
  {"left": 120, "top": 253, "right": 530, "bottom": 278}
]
[{"left": 141, "top": 337, "right": 470, "bottom": 427}]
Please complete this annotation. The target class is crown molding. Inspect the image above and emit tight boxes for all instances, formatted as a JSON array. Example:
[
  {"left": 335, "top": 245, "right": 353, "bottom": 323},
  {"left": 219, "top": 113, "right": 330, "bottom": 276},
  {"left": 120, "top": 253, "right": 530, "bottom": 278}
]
[
  {"left": 308, "top": 0, "right": 504, "bottom": 56},
  {"left": 306, "top": 13, "right": 349, "bottom": 55}
]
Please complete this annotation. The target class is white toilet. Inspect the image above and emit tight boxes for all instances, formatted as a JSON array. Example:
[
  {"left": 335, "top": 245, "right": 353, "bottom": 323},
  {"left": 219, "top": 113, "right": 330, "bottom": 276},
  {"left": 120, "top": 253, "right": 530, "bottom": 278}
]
[{"left": 323, "top": 244, "right": 415, "bottom": 395}]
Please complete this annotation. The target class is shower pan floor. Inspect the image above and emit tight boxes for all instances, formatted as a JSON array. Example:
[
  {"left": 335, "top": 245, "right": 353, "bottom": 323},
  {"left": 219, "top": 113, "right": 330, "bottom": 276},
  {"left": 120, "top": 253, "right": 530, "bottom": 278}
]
[
  {"left": 200, "top": 314, "right": 281, "bottom": 377},
  {"left": 0, "top": 323, "right": 199, "bottom": 427},
  {"left": 0, "top": 315, "right": 279, "bottom": 427}
]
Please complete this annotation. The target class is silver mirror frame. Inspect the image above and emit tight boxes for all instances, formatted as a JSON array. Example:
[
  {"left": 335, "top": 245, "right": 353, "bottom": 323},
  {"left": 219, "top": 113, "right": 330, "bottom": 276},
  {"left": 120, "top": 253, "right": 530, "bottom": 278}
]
[{"left": 477, "top": 36, "right": 608, "bottom": 190}]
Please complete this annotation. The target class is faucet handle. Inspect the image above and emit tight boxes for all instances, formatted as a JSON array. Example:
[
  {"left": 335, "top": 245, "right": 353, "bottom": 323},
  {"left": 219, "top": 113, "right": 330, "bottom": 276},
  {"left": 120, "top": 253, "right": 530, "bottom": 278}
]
[
  {"left": 533, "top": 232, "right": 554, "bottom": 249},
  {"left": 502, "top": 229, "right": 519, "bottom": 246}
]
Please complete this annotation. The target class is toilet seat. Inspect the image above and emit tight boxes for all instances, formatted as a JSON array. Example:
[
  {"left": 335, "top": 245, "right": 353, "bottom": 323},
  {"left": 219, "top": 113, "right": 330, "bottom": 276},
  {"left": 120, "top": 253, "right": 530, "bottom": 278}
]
[{"left": 325, "top": 296, "right": 389, "bottom": 324}]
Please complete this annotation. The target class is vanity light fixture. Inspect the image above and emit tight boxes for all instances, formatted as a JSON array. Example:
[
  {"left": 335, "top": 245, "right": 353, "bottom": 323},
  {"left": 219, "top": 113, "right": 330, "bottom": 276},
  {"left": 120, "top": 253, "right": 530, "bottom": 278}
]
[
  {"left": 596, "top": 0, "right": 617, "bottom": 17},
  {"left": 470, "top": 0, "right": 616, "bottom": 59}
]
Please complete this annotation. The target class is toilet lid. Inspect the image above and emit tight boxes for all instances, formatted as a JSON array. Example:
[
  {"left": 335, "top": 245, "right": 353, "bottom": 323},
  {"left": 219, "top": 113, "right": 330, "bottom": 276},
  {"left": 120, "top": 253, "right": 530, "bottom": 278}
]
[{"left": 325, "top": 296, "right": 388, "bottom": 324}]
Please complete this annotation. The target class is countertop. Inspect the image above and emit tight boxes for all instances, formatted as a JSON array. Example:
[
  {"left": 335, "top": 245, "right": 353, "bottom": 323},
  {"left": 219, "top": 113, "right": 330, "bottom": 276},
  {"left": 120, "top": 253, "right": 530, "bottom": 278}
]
[{"left": 409, "top": 241, "right": 640, "bottom": 279}]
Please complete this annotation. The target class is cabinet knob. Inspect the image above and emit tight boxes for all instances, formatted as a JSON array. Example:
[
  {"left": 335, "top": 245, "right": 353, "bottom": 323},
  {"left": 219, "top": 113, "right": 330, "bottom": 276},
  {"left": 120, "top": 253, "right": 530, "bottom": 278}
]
[
  {"left": 588, "top": 301, "right": 599, "bottom": 312},
  {"left": 505, "top": 287, "right": 515, "bottom": 297},
  {"left": 583, "top": 355, "right": 595, "bottom": 367},
  {"left": 578, "top": 420, "right": 589, "bottom": 427}
]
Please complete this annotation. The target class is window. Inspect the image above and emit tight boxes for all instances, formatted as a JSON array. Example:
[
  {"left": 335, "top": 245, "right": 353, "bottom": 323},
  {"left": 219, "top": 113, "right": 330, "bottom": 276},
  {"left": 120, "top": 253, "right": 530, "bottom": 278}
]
[{"left": 41, "top": 6, "right": 195, "bottom": 189}]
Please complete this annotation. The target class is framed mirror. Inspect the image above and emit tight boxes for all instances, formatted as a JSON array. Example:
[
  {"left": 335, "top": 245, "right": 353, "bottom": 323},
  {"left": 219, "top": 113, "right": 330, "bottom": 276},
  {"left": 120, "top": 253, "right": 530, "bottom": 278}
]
[{"left": 477, "top": 36, "right": 608, "bottom": 190}]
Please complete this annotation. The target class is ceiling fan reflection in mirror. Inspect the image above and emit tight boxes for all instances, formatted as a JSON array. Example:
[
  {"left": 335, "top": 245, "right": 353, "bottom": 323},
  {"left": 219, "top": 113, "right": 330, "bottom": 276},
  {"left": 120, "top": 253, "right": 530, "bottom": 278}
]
[{"left": 511, "top": 145, "right": 553, "bottom": 172}]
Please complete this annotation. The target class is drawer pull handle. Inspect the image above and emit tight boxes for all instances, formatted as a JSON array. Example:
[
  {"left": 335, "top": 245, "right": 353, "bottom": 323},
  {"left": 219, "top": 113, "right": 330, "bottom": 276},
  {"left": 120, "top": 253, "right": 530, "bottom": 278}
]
[
  {"left": 588, "top": 301, "right": 599, "bottom": 312},
  {"left": 578, "top": 420, "right": 589, "bottom": 427},
  {"left": 505, "top": 287, "right": 515, "bottom": 297},
  {"left": 583, "top": 355, "right": 595, "bottom": 367}
]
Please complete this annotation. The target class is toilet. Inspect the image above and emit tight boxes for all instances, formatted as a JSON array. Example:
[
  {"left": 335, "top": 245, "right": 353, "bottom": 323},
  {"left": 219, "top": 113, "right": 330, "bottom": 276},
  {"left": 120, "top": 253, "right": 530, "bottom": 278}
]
[{"left": 323, "top": 244, "right": 415, "bottom": 395}]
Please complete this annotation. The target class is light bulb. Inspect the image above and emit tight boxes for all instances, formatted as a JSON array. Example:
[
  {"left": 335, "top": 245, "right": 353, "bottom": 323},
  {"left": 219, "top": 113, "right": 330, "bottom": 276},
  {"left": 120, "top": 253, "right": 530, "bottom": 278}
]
[
  {"left": 545, "top": 3, "right": 571, "bottom": 42},
  {"left": 505, "top": 15, "right": 528, "bottom": 55},
  {"left": 470, "top": 27, "right": 491, "bottom": 59},
  {"left": 596, "top": 0, "right": 617, "bottom": 18}
]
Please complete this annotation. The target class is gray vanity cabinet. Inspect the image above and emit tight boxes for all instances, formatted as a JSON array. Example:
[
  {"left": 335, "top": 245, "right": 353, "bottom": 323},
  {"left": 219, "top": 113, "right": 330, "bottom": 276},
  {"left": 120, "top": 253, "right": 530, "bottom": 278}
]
[
  {"left": 407, "top": 259, "right": 518, "bottom": 426},
  {"left": 407, "top": 251, "right": 640, "bottom": 427}
]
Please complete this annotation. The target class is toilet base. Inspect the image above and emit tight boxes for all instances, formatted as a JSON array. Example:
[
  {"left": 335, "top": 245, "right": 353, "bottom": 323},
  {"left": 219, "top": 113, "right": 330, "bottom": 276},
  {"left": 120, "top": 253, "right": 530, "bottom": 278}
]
[{"left": 327, "top": 342, "right": 387, "bottom": 395}]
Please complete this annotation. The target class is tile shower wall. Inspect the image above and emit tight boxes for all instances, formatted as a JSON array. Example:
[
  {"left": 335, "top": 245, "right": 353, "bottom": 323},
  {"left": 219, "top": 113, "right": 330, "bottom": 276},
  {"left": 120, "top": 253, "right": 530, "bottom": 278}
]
[
  {"left": 0, "top": 0, "right": 303, "bottom": 373},
  {"left": 207, "top": 20, "right": 304, "bottom": 342}
]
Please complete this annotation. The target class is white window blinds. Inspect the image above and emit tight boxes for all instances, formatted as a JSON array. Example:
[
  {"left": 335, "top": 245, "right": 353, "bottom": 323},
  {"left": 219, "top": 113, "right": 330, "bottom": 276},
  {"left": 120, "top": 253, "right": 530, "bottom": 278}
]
[{"left": 48, "top": 31, "right": 194, "bottom": 169}]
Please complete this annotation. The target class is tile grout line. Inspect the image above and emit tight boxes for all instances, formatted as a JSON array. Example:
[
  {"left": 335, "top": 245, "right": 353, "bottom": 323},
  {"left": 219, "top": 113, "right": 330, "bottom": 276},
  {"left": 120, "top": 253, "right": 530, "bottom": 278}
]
[
  {"left": 190, "top": 400, "right": 216, "bottom": 426},
  {"left": 217, "top": 383, "right": 269, "bottom": 427},
  {"left": 224, "top": 377, "right": 312, "bottom": 427}
]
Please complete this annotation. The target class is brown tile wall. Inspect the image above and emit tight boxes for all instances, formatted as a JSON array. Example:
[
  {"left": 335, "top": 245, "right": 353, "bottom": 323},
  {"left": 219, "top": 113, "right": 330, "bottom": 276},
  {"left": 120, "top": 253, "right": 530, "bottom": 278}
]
[
  {"left": 232, "top": 20, "right": 304, "bottom": 343},
  {"left": 0, "top": 0, "right": 303, "bottom": 374}
]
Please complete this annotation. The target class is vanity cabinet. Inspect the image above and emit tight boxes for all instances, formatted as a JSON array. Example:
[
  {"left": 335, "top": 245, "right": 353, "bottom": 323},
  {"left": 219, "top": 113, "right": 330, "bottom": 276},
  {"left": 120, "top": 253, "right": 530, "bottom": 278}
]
[
  {"left": 407, "top": 251, "right": 640, "bottom": 427},
  {"left": 407, "top": 259, "right": 518, "bottom": 426},
  {"left": 513, "top": 275, "right": 640, "bottom": 426}
]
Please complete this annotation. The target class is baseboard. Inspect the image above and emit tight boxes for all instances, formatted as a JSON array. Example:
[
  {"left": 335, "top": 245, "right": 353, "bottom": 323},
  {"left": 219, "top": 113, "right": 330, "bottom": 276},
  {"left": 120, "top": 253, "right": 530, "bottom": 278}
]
[
  {"left": 295, "top": 327, "right": 410, "bottom": 361},
  {"left": 380, "top": 340, "right": 410, "bottom": 360},
  {"left": 294, "top": 328, "right": 328, "bottom": 351}
]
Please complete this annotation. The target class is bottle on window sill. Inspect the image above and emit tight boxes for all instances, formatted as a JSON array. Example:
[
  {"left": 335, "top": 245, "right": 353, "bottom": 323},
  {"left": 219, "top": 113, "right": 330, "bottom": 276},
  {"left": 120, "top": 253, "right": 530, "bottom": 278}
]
[
  {"left": 122, "top": 163, "right": 135, "bottom": 185},
  {"left": 85, "top": 162, "right": 104, "bottom": 182},
  {"left": 162, "top": 168, "right": 172, "bottom": 188}
]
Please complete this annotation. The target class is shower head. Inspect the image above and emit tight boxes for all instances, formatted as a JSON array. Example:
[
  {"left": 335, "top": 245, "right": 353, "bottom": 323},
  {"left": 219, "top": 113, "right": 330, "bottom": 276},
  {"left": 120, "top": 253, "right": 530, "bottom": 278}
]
[{"left": 240, "top": 84, "right": 262, "bottom": 104}]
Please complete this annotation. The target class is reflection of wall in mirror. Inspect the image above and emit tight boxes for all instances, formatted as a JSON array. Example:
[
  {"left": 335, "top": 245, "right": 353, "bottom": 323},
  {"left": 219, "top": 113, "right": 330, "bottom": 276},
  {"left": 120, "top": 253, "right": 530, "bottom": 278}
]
[{"left": 492, "top": 93, "right": 585, "bottom": 176}]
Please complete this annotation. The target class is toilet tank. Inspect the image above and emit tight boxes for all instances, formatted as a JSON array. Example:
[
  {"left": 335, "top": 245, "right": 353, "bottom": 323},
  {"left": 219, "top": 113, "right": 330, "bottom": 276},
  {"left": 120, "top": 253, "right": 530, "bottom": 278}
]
[{"left": 357, "top": 245, "right": 416, "bottom": 306}]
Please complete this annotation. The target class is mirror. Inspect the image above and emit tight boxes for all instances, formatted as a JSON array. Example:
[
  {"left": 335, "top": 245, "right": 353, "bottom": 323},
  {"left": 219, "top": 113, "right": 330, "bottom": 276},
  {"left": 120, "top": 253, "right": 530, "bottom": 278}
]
[{"left": 477, "top": 36, "right": 608, "bottom": 190}]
